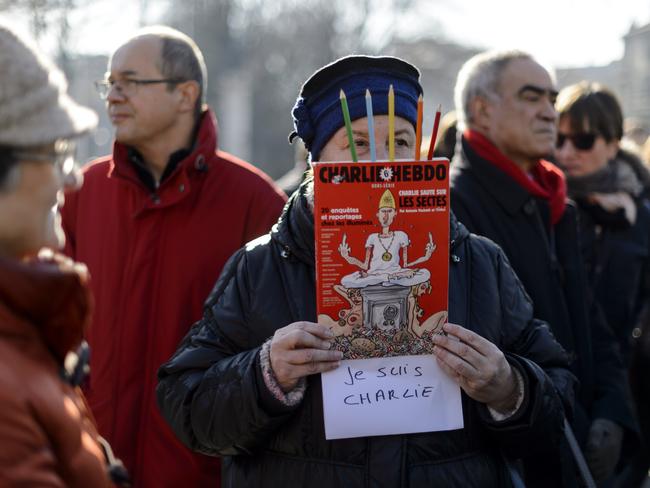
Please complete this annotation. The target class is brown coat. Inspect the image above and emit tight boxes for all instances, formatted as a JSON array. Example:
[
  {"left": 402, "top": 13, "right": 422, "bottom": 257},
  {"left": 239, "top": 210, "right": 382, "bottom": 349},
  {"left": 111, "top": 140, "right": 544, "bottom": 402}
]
[{"left": 0, "top": 253, "right": 111, "bottom": 487}]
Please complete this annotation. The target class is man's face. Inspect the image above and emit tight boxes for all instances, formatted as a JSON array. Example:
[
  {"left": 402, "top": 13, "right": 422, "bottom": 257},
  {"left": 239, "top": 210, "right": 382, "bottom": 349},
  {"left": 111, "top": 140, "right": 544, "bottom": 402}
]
[
  {"left": 377, "top": 207, "right": 396, "bottom": 227},
  {"left": 105, "top": 36, "right": 182, "bottom": 150},
  {"left": 478, "top": 58, "right": 558, "bottom": 168},
  {"left": 319, "top": 115, "right": 415, "bottom": 162}
]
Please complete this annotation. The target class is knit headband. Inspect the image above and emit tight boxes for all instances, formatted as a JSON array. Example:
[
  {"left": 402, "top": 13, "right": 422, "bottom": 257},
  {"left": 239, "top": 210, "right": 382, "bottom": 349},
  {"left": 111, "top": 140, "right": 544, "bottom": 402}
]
[{"left": 289, "top": 55, "right": 422, "bottom": 160}]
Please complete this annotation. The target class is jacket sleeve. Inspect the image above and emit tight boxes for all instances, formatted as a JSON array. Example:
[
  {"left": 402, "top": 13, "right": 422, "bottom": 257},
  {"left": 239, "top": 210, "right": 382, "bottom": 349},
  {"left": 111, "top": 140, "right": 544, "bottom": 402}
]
[
  {"left": 477, "top": 248, "right": 577, "bottom": 456},
  {"left": 156, "top": 248, "right": 300, "bottom": 457}
]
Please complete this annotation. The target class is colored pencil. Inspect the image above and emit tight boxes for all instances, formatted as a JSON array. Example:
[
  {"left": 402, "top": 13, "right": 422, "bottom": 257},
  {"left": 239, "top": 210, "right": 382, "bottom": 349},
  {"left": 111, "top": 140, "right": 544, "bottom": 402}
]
[
  {"left": 388, "top": 84, "right": 395, "bottom": 161},
  {"left": 427, "top": 104, "right": 442, "bottom": 160},
  {"left": 415, "top": 94, "right": 423, "bottom": 160},
  {"left": 340, "top": 89, "right": 358, "bottom": 162},
  {"left": 365, "top": 89, "right": 376, "bottom": 161}
]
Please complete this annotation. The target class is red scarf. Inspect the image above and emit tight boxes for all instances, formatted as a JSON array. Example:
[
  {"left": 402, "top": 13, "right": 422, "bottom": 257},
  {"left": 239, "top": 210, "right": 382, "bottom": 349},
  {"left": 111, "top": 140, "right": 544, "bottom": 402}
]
[{"left": 464, "top": 129, "right": 567, "bottom": 225}]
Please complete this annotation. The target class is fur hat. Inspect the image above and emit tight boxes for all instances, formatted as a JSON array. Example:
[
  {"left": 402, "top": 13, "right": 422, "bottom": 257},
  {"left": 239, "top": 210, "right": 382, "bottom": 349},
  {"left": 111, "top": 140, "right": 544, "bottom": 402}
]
[{"left": 0, "top": 23, "right": 97, "bottom": 147}]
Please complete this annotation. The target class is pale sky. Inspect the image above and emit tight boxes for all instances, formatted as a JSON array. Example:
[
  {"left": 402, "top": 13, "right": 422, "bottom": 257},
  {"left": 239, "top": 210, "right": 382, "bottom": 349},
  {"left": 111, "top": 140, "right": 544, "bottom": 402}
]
[{"left": 2, "top": 0, "right": 650, "bottom": 69}]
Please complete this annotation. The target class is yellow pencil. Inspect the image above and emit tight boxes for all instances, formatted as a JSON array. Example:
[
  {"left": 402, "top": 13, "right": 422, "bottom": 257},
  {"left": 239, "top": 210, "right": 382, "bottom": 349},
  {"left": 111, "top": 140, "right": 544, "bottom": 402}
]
[{"left": 388, "top": 84, "right": 395, "bottom": 161}]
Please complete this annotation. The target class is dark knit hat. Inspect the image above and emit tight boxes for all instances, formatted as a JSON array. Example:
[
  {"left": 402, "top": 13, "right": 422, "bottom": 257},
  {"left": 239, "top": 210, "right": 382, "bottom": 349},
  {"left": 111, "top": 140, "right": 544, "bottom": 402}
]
[{"left": 289, "top": 55, "right": 422, "bottom": 160}]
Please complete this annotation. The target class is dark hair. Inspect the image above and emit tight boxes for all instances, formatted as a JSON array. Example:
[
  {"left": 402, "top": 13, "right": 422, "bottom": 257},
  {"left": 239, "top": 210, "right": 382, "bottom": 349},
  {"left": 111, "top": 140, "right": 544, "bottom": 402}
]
[
  {"left": 556, "top": 81, "right": 623, "bottom": 142},
  {"left": 433, "top": 111, "right": 458, "bottom": 160}
]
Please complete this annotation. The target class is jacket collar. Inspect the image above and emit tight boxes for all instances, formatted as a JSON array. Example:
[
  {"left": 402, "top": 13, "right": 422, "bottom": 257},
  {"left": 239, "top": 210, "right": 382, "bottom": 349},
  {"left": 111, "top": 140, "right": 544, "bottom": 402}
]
[
  {"left": 0, "top": 252, "right": 92, "bottom": 363},
  {"left": 455, "top": 135, "right": 534, "bottom": 218},
  {"left": 272, "top": 177, "right": 315, "bottom": 265},
  {"left": 450, "top": 211, "right": 469, "bottom": 252},
  {"left": 108, "top": 109, "right": 218, "bottom": 188}
]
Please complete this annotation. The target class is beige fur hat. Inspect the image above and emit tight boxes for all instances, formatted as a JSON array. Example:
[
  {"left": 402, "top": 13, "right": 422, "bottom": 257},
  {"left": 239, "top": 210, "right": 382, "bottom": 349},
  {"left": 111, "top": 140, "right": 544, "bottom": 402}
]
[{"left": 0, "top": 23, "right": 97, "bottom": 147}]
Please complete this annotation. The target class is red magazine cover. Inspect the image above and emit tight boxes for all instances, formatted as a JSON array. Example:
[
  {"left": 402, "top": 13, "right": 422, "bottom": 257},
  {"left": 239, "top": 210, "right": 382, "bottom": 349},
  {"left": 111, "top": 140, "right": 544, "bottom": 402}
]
[{"left": 314, "top": 158, "right": 450, "bottom": 359}]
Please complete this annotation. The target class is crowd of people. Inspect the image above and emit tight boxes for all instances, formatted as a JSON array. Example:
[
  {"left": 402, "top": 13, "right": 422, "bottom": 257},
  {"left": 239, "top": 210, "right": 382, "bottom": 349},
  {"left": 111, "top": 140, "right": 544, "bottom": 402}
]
[{"left": 0, "top": 19, "right": 649, "bottom": 488}]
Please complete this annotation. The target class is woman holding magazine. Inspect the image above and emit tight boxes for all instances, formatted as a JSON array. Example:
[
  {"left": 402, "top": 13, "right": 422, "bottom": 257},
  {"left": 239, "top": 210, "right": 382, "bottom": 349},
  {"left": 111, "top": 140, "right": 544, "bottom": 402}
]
[{"left": 157, "top": 55, "right": 574, "bottom": 487}]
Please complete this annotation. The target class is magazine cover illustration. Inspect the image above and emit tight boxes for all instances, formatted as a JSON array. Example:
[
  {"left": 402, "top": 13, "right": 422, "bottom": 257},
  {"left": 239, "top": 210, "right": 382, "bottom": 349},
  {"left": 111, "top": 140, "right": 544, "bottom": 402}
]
[{"left": 314, "top": 159, "right": 450, "bottom": 359}]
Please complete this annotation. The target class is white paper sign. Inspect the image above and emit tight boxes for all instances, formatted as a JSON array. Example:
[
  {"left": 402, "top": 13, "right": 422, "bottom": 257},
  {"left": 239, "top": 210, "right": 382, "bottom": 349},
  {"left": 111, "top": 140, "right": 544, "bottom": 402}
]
[{"left": 321, "top": 354, "right": 463, "bottom": 439}]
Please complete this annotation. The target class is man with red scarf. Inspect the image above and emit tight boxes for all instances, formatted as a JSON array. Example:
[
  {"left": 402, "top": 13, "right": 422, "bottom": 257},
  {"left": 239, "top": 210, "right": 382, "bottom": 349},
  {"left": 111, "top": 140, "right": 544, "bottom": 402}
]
[{"left": 450, "top": 50, "right": 636, "bottom": 487}]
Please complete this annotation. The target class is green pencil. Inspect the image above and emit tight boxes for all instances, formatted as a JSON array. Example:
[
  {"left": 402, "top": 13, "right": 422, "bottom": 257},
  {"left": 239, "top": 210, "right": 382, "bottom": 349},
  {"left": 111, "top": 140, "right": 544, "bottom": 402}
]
[{"left": 339, "top": 89, "right": 358, "bottom": 162}]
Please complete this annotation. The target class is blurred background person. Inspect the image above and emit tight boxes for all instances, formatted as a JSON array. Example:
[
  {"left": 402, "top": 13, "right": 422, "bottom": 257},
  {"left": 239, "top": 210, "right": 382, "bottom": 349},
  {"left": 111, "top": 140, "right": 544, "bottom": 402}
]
[
  {"left": 0, "top": 23, "right": 124, "bottom": 486},
  {"left": 556, "top": 81, "right": 650, "bottom": 363},
  {"left": 555, "top": 81, "right": 650, "bottom": 486},
  {"left": 432, "top": 110, "right": 458, "bottom": 161}
]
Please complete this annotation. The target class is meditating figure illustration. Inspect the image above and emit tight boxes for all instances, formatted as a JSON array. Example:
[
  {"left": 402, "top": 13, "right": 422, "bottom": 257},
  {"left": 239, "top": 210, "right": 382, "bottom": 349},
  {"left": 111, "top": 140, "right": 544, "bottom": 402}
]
[{"left": 338, "top": 189, "right": 435, "bottom": 288}]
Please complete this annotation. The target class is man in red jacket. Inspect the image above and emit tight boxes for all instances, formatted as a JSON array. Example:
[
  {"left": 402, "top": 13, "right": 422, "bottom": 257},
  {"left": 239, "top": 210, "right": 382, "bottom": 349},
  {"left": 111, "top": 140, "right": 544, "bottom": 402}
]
[{"left": 61, "top": 25, "right": 286, "bottom": 488}]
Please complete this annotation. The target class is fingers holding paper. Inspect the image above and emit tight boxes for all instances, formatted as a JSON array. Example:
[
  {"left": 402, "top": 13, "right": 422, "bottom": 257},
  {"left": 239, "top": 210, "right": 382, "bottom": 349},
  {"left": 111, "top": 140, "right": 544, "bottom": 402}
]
[
  {"left": 432, "top": 322, "right": 518, "bottom": 413},
  {"left": 270, "top": 321, "right": 343, "bottom": 392}
]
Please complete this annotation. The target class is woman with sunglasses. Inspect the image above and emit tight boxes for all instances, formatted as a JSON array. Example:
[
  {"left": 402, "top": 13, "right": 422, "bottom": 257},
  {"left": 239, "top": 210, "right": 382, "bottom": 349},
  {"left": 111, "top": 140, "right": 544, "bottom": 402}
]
[
  {"left": 555, "top": 81, "right": 650, "bottom": 486},
  {"left": 556, "top": 81, "right": 650, "bottom": 363}
]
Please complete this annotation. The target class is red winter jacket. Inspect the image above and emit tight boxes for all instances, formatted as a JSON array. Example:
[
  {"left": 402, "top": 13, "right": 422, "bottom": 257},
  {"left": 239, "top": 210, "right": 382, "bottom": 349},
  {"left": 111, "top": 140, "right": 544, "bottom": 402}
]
[
  {"left": 0, "top": 254, "right": 112, "bottom": 487},
  {"left": 61, "top": 110, "right": 286, "bottom": 487}
]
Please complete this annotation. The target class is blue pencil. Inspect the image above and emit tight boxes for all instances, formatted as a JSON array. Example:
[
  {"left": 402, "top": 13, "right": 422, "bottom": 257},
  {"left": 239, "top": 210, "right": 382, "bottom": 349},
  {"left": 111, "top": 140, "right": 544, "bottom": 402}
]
[{"left": 365, "top": 89, "right": 376, "bottom": 161}]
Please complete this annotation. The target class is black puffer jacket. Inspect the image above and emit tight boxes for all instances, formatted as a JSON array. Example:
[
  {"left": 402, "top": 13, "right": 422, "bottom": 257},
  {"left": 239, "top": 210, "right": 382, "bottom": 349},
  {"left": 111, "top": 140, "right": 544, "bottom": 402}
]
[{"left": 157, "top": 182, "right": 575, "bottom": 488}]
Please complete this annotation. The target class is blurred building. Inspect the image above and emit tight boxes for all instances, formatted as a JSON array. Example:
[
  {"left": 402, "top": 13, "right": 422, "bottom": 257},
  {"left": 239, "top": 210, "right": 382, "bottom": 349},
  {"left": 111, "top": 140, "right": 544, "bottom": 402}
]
[
  {"left": 62, "top": 21, "right": 650, "bottom": 172},
  {"left": 556, "top": 22, "right": 650, "bottom": 128},
  {"left": 621, "top": 23, "right": 650, "bottom": 123},
  {"left": 63, "top": 54, "right": 112, "bottom": 165},
  {"left": 386, "top": 38, "right": 479, "bottom": 132}
]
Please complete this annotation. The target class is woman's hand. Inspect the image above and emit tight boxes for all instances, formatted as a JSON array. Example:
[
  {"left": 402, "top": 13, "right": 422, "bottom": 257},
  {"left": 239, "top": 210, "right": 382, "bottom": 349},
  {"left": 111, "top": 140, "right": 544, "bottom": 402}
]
[
  {"left": 432, "top": 322, "right": 518, "bottom": 413},
  {"left": 270, "top": 321, "right": 343, "bottom": 392}
]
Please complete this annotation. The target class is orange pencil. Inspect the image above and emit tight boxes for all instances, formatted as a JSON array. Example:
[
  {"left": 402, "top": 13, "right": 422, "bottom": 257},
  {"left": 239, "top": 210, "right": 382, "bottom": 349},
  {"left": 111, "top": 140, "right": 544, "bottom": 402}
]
[
  {"left": 415, "top": 94, "right": 423, "bottom": 160},
  {"left": 427, "top": 104, "right": 441, "bottom": 160}
]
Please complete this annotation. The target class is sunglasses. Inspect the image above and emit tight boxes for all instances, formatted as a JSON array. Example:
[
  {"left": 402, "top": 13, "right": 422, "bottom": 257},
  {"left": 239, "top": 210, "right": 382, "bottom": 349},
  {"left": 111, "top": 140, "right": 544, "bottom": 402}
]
[{"left": 556, "top": 132, "right": 597, "bottom": 151}]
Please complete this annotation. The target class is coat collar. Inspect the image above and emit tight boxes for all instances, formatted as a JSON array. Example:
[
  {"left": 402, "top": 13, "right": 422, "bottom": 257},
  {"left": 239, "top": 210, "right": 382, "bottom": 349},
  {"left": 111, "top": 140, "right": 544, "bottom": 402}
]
[
  {"left": 272, "top": 177, "right": 315, "bottom": 265},
  {"left": 454, "top": 135, "right": 535, "bottom": 219},
  {"left": 0, "top": 252, "right": 91, "bottom": 363},
  {"left": 108, "top": 109, "right": 219, "bottom": 188}
]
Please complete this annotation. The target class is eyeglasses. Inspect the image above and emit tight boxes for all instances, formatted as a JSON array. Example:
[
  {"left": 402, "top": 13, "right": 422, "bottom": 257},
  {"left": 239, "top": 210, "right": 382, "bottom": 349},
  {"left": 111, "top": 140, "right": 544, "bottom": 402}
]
[
  {"left": 12, "top": 140, "right": 77, "bottom": 177},
  {"left": 556, "top": 132, "right": 597, "bottom": 151},
  {"left": 94, "top": 77, "right": 186, "bottom": 99}
]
